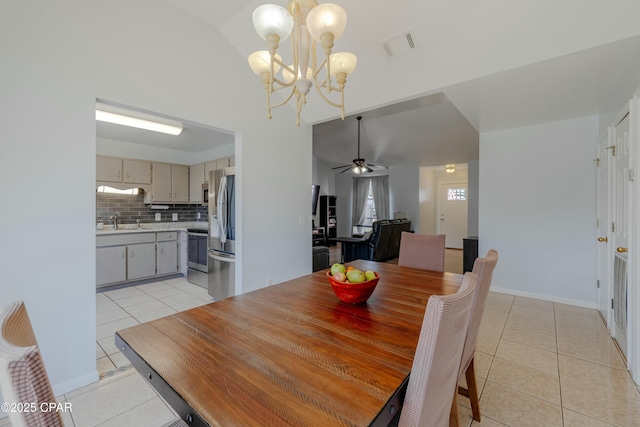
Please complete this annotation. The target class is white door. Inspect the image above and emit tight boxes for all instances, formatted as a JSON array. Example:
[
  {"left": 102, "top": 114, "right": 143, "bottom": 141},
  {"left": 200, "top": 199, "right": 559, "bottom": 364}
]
[
  {"left": 596, "top": 133, "right": 612, "bottom": 324},
  {"left": 612, "top": 112, "right": 630, "bottom": 357},
  {"left": 438, "top": 183, "right": 468, "bottom": 249}
]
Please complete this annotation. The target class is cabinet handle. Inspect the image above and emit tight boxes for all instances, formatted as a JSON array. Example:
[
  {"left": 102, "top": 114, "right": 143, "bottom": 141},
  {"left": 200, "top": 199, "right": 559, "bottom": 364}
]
[
  {"left": 598, "top": 237, "right": 608, "bottom": 242},
  {"left": 121, "top": 250, "right": 125, "bottom": 259},
  {"left": 126, "top": 172, "right": 130, "bottom": 179},
  {"left": 159, "top": 247, "right": 164, "bottom": 254},
  {"left": 617, "top": 247, "right": 628, "bottom": 253},
  {"left": 130, "top": 250, "right": 135, "bottom": 258},
  {"left": 118, "top": 171, "right": 121, "bottom": 179},
  {"left": 174, "top": 192, "right": 177, "bottom": 199}
]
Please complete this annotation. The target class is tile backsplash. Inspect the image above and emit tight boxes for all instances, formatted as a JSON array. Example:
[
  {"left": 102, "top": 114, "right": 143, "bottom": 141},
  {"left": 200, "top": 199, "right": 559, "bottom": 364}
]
[{"left": 97, "top": 192, "right": 207, "bottom": 225}]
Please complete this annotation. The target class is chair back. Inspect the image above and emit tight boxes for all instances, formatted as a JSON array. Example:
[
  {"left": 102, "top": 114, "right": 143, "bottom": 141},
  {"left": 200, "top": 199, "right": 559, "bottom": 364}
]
[
  {"left": 459, "top": 249, "right": 499, "bottom": 375},
  {"left": 398, "top": 271, "right": 478, "bottom": 427},
  {"left": 0, "top": 301, "right": 64, "bottom": 427},
  {"left": 398, "top": 232, "right": 446, "bottom": 272}
]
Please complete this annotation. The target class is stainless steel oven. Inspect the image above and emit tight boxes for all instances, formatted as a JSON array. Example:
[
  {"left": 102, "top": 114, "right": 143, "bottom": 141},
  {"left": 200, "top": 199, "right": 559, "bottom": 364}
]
[{"left": 187, "top": 228, "right": 208, "bottom": 288}]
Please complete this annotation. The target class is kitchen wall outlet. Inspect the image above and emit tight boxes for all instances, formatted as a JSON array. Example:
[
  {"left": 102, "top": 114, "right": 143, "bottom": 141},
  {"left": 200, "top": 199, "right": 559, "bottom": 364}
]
[
  {"left": 172, "top": 213, "right": 178, "bottom": 221},
  {"left": 155, "top": 213, "right": 161, "bottom": 221}
]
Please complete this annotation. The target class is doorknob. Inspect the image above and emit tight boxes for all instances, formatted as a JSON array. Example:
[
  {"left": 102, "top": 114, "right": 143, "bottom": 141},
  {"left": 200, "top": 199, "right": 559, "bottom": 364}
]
[
  {"left": 617, "top": 247, "right": 628, "bottom": 253},
  {"left": 598, "top": 237, "right": 608, "bottom": 242}
]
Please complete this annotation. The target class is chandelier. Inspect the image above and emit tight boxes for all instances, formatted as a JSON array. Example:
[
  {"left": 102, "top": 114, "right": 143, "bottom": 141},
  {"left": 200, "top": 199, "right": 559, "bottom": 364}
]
[{"left": 248, "top": 1, "right": 357, "bottom": 126}]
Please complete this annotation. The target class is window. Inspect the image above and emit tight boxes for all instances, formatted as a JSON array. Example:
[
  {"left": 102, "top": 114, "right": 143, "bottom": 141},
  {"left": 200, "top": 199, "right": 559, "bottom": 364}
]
[
  {"left": 447, "top": 187, "right": 467, "bottom": 201},
  {"left": 361, "top": 181, "right": 377, "bottom": 226}
]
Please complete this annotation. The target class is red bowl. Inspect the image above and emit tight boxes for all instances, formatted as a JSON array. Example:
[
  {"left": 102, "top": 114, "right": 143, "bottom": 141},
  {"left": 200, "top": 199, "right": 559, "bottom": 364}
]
[{"left": 326, "top": 270, "right": 380, "bottom": 304}]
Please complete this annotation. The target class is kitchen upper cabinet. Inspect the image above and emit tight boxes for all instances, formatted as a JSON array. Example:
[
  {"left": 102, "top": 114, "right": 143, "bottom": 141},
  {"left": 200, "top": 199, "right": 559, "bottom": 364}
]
[
  {"left": 146, "top": 163, "right": 189, "bottom": 203},
  {"left": 96, "top": 156, "right": 123, "bottom": 182},
  {"left": 204, "top": 156, "right": 234, "bottom": 182},
  {"left": 123, "top": 159, "right": 151, "bottom": 184},
  {"left": 190, "top": 163, "right": 205, "bottom": 204},
  {"left": 172, "top": 164, "right": 189, "bottom": 203},
  {"left": 97, "top": 156, "right": 151, "bottom": 184}
]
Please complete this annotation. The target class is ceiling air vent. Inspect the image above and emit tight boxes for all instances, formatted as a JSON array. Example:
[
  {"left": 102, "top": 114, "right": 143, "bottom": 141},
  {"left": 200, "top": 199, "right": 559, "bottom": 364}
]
[{"left": 382, "top": 29, "right": 418, "bottom": 59}]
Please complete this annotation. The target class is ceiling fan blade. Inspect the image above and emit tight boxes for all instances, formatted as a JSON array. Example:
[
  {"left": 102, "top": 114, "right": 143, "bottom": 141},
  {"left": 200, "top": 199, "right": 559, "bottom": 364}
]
[
  {"left": 366, "top": 163, "right": 389, "bottom": 170},
  {"left": 332, "top": 164, "right": 353, "bottom": 170},
  {"left": 340, "top": 167, "right": 353, "bottom": 173}
]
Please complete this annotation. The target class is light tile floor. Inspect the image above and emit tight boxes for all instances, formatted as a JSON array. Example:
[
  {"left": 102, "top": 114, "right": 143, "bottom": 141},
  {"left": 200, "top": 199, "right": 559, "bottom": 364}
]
[{"left": 2, "top": 275, "right": 639, "bottom": 426}]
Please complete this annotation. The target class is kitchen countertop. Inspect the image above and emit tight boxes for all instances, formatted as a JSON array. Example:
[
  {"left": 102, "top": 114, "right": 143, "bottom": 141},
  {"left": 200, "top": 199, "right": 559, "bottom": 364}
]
[{"left": 96, "top": 221, "right": 207, "bottom": 235}]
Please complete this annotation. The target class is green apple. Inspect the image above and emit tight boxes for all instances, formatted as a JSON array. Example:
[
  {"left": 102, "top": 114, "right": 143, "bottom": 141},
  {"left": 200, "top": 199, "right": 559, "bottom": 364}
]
[
  {"left": 364, "top": 270, "right": 376, "bottom": 281},
  {"left": 330, "top": 263, "right": 346, "bottom": 276},
  {"left": 346, "top": 269, "right": 365, "bottom": 283}
]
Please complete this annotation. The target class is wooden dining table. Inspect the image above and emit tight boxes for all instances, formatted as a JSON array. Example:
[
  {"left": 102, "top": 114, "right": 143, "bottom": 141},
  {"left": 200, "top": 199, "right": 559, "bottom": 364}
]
[{"left": 115, "top": 259, "right": 463, "bottom": 427}]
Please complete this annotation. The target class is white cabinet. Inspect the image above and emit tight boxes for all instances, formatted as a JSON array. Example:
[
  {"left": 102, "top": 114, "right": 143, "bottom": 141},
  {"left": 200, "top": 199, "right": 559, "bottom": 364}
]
[
  {"left": 204, "top": 156, "right": 234, "bottom": 182},
  {"left": 96, "top": 246, "right": 126, "bottom": 286},
  {"left": 172, "top": 164, "right": 189, "bottom": 203},
  {"left": 96, "top": 232, "right": 162, "bottom": 288},
  {"left": 189, "top": 163, "right": 205, "bottom": 204},
  {"left": 157, "top": 232, "right": 179, "bottom": 275},
  {"left": 127, "top": 243, "right": 156, "bottom": 280},
  {"left": 123, "top": 159, "right": 151, "bottom": 184},
  {"left": 96, "top": 156, "right": 123, "bottom": 182},
  {"left": 147, "top": 163, "right": 190, "bottom": 203},
  {"left": 96, "top": 156, "right": 151, "bottom": 184}
]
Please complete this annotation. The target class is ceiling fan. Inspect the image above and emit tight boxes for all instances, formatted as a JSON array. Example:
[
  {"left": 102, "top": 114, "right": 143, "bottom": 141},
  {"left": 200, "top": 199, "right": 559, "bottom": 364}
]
[{"left": 332, "top": 116, "right": 388, "bottom": 174}]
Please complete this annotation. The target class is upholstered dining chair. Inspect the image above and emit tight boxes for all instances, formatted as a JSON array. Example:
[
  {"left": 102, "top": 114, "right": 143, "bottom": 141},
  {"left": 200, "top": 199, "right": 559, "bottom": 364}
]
[
  {"left": 398, "top": 232, "right": 446, "bottom": 272},
  {"left": 0, "top": 300, "right": 64, "bottom": 427},
  {"left": 398, "top": 271, "right": 478, "bottom": 427},
  {"left": 452, "top": 249, "right": 499, "bottom": 422}
]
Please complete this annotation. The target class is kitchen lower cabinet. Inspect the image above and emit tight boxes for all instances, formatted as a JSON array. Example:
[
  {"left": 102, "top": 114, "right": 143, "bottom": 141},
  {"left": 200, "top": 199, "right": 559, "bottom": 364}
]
[
  {"left": 96, "top": 232, "right": 179, "bottom": 288},
  {"left": 157, "top": 232, "right": 179, "bottom": 275},
  {"left": 127, "top": 243, "right": 156, "bottom": 280},
  {"left": 96, "top": 246, "right": 126, "bottom": 286}
]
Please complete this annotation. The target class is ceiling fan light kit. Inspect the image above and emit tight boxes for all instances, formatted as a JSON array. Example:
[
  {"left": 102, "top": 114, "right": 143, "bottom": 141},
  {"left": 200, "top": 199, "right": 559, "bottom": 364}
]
[
  {"left": 333, "top": 116, "right": 388, "bottom": 174},
  {"left": 248, "top": 1, "right": 357, "bottom": 126}
]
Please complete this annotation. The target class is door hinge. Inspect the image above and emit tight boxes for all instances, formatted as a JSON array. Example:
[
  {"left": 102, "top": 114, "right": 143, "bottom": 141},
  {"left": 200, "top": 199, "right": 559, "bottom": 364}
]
[
  {"left": 611, "top": 299, "right": 614, "bottom": 309},
  {"left": 596, "top": 219, "right": 600, "bottom": 228},
  {"left": 597, "top": 279, "right": 600, "bottom": 289},
  {"left": 607, "top": 145, "right": 616, "bottom": 156},
  {"left": 629, "top": 169, "right": 635, "bottom": 182},
  {"left": 594, "top": 158, "right": 600, "bottom": 167},
  {"left": 612, "top": 222, "right": 616, "bottom": 233}
]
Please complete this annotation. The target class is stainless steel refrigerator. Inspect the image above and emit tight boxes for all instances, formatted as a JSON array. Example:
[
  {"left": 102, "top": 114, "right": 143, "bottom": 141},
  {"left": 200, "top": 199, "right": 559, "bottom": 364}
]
[{"left": 208, "top": 167, "right": 235, "bottom": 300}]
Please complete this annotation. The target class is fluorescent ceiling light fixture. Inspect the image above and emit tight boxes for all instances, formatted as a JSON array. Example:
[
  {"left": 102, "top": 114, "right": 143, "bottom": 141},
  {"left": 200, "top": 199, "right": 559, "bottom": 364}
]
[{"left": 95, "top": 102, "right": 183, "bottom": 135}]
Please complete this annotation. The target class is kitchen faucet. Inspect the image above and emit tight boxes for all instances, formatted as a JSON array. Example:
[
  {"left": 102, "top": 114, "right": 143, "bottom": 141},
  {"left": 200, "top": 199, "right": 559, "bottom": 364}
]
[{"left": 110, "top": 212, "right": 119, "bottom": 229}]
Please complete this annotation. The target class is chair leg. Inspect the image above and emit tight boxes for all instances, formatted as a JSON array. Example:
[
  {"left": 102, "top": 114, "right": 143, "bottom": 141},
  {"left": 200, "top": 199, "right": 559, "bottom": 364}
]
[
  {"left": 465, "top": 357, "right": 481, "bottom": 422},
  {"left": 449, "top": 388, "right": 459, "bottom": 427}
]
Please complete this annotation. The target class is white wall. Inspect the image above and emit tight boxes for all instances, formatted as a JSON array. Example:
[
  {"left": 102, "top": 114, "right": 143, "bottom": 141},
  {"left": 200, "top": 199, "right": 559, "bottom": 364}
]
[
  {"left": 334, "top": 166, "right": 420, "bottom": 236},
  {"left": 0, "top": 0, "right": 312, "bottom": 396},
  {"left": 418, "top": 165, "right": 471, "bottom": 236},
  {"left": 479, "top": 116, "right": 598, "bottom": 306},
  {"left": 468, "top": 160, "right": 479, "bottom": 236}
]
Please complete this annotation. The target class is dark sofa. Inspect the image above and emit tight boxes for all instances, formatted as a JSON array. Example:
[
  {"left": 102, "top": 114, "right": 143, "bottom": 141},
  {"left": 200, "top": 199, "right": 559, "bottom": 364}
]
[{"left": 352, "top": 219, "right": 412, "bottom": 262}]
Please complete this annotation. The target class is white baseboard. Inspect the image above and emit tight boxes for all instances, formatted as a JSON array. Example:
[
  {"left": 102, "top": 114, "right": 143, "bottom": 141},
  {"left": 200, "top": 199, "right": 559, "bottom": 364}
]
[
  {"left": 52, "top": 370, "right": 99, "bottom": 396},
  {"left": 490, "top": 286, "right": 598, "bottom": 309}
]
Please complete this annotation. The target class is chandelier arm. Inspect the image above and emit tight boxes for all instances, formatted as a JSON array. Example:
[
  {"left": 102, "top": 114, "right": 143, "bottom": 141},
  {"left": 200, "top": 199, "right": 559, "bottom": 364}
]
[
  {"left": 312, "top": 82, "right": 345, "bottom": 109},
  {"left": 267, "top": 86, "right": 297, "bottom": 110}
]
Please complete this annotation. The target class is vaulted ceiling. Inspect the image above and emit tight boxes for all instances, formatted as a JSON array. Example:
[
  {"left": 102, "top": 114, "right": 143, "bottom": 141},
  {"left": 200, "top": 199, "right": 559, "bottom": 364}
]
[{"left": 100, "top": 1, "right": 640, "bottom": 170}]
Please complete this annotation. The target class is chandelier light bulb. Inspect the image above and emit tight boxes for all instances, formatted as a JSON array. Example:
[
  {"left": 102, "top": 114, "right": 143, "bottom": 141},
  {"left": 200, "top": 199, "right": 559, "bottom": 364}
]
[
  {"left": 248, "top": 51, "right": 282, "bottom": 76},
  {"left": 252, "top": 4, "right": 294, "bottom": 42},
  {"left": 282, "top": 65, "right": 312, "bottom": 84},
  {"left": 306, "top": 3, "right": 347, "bottom": 42},
  {"left": 329, "top": 52, "right": 357, "bottom": 76}
]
